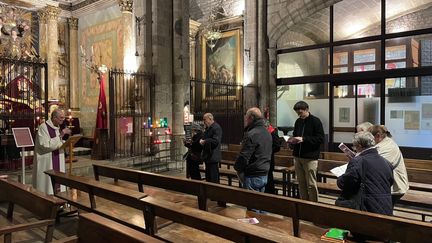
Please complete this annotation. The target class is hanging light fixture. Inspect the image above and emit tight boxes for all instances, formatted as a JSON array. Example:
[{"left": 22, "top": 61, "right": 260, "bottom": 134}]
[{"left": 201, "top": 1, "right": 228, "bottom": 50}]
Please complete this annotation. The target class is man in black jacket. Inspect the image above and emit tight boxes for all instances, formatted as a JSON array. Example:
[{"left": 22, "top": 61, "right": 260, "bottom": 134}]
[
  {"left": 200, "top": 113, "right": 222, "bottom": 183},
  {"left": 288, "top": 101, "right": 324, "bottom": 202},
  {"left": 234, "top": 107, "right": 272, "bottom": 192}
]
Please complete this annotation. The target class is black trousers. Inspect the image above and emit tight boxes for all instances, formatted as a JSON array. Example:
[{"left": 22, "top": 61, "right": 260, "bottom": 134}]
[
  {"left": 186, "top": 157, "right": 201, "bottom": 180},
  {"left": 205, "top": 162, "right": 219, "bottom": 183}
]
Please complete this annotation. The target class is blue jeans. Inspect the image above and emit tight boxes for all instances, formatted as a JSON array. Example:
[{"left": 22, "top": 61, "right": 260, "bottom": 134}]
[{"left": 243, "top": 175, "right": 268, "bottom": 193}]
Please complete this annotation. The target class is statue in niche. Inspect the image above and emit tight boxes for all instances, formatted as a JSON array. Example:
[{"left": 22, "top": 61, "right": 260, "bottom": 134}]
[{"left": 0, "top": 6, "right": 37, "bottom": 59}]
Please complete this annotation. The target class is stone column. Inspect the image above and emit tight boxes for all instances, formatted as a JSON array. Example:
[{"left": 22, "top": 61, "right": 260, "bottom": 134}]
[
  {"left": 42, "top": 5, "right": 61, "bottom": 100},
  {"left": 244, "top": 0, "right": 258, "bottom": 110},
  {"left": 257, "top": 0, "right": 268, "bottom": 110},
  {"left": 189, "top": 19, "right": 200, "bottom": 79},
  {"left": 68, "top": 17, "right": 79, "bottom": 111},
  {"left": 172, "top": 0, "right": 190, "bottom": 160},
  {"left": 118, "top": 0, "right": 135, "bottom": 70},
  {"left": 268, "top": 47, "right": 277, "bottom": 126}
]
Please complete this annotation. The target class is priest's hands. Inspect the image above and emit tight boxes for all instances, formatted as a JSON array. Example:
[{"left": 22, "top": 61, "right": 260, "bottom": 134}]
[{"left": 60, "top": 128, "right": 72, "bottom": 138}]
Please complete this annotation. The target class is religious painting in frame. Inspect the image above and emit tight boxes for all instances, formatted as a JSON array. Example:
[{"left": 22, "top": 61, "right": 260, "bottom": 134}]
[
  {"left": 202, "top": 29, "right": 242, "bottom": 98},
  {"left": 404, "top": 110, "right": 420, "bottom": 130}
]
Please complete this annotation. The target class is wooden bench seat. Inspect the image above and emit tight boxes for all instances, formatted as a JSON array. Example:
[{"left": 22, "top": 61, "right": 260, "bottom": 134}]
[
  {"left": 92, "top": 164, "right": 432, "bottom": 242},
  {"left": 142, "top": 196, "right": 306, "bottom": 243},
  {"left": 55, "top": 213, "right": 163, "bottom": 243},
  {"left": 0, "top": 179, "right": 65, "bottom": 243},
  {"left": 45, "top": 170, "right": 149, "bottom": 232}
]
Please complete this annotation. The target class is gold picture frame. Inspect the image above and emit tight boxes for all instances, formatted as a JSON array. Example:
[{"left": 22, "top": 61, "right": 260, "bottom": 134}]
[{"left": 201, "top": 29, "right": 242, "bottom": 99}]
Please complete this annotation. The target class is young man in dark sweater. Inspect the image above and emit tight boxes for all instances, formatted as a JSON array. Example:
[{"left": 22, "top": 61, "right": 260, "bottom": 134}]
[{"left": 288, "top": 101, "right": 324, "bottom": 202}]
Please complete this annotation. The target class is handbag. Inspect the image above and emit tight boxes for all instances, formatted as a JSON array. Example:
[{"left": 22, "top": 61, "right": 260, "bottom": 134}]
[{"left": 335, "top": 161, "right": 366, "bottom": 210}]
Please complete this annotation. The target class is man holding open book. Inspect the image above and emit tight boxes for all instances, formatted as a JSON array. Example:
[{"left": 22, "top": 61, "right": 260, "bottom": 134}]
[{"left": 288, "top": 101, "right": 324, "bottom": 202}]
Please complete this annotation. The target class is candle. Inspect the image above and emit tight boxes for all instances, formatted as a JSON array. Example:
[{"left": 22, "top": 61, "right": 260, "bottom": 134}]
[{"left": 80, "top": 45, "right": 84, "bottom": 55}]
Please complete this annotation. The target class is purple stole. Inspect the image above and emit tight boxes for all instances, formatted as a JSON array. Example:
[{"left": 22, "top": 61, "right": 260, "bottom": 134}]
[{"left": 46, "top": 122, "right": 60, "bottom": 171}]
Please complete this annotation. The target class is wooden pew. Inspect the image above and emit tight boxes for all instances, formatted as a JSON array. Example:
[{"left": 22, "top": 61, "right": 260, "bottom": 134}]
[
  {"left": 49, "top": 169, "right": 308, "bottom": 242},
  {"left": 92, "top": 164, "right": 432, "bottom": 242},
  {"left": 405, "top": 158, "right": 432, "bottom": 170},
  {"left": 321, "top": 151, "right": 350, "bottom": 161},
  {"left": 0, "top": 179, "right": 65, "bottom": 243},
  {"left": 407, "top": 168, "right": 432, "bottom": 192},
  {"left": 227, "top": 143, "right": 293, "bottom": 156},
  {"left": 93, "top": 164, "right": 208, "bottom": 210},
  {"left": 321, "top": 152, "right": 432, "bottom": 171},
  {"left": 55, "top": 213, "right": 163, "bottom": 243},
  {"left": 44, "top": 170, "right": 148, "bottom": 233},
  {"left": 141, "top": 196, "right": 305, "bottom": 243}
]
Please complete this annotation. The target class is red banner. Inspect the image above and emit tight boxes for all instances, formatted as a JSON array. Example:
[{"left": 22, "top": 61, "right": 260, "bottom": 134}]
[{"left": 96, "top": 74, "right": 108, "bottom": 129}]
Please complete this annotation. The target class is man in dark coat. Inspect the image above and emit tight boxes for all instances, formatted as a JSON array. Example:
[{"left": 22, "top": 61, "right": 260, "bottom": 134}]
[
  {"left": 200, "top": 113, "right": 222, "bottom": 184},
  {"left": 288, "top": 101, "right": 324, "bottom": 202},
  {"left": 234, "top": 107, "right": 272, "bottom": 192},
  {"left": 337, "top": 131, "right": 393, "bottom": 216}
]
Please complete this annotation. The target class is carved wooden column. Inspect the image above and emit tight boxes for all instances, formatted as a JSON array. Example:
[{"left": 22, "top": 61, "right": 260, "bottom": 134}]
[
  {"left": 68, "top": 17, "right": 79, "bottom": 111},
  {"left": 42, "top": 5, "right": 61, "bottom": 100}
]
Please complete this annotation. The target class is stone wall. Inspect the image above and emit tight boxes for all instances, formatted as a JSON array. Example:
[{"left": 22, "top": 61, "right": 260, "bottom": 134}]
[{"left": 77, "top": 4, "right": 123, "bottom": 136}]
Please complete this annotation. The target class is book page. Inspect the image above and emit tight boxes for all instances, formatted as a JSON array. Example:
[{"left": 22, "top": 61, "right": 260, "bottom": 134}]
[
  {"left": 330, "top": 164, "right": 348, "bottom": 177},
  {"left": 338, "top": 143, "right": 355, "bottom": 159}
]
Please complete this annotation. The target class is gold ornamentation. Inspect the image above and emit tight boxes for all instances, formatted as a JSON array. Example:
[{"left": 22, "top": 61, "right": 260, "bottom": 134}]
[
  {"left": 43, "top": 5, "right": 60, "bottom": 21},
  {"left": 68, "top": 17, "right": 78, "bottom": 30},
  {"left": 118, "top": 0, "right": 133, "bottom": 13}
]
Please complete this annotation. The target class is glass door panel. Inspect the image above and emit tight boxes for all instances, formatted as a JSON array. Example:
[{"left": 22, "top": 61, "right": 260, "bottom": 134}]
[{"left": 333, "top": 83, "right": 381, "bottom": 144}]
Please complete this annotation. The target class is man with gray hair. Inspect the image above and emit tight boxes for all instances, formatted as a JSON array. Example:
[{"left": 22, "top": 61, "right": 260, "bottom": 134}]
[
  {"left": 234, "top": 107, "right": 272, "bottom": 193},
  {"left": 32, "top": 108, "right": 71, "bottom": 194},
  {"left": 337, "top": 131, "right": 393, "bottom": 216}
]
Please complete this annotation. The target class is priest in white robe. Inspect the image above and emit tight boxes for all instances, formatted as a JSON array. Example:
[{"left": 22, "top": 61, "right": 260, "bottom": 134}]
[{"left": 32, "top": 109, "right": 71, "bottom": 194}]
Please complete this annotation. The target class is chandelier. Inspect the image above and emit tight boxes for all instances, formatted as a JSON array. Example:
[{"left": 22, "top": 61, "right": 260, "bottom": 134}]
[{"left": 201, "top": 2, "right": 228, "bottom": 50}]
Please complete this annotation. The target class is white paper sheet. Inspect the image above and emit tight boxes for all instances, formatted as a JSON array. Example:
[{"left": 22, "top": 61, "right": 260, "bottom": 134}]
[{"left": 330, "top": 164, "right": 348, "bottom": 177}]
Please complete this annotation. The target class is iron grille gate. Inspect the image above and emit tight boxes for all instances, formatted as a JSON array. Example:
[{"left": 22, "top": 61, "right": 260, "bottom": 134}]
[
  {"left": 190, "top": 79, "right": 255, "bottom": 145},
  {"left": 0, "top": 57, "right": 47, "bottom": 169},
  {"left": 109, "top": 69, "right": 154, "bottom": 159}
]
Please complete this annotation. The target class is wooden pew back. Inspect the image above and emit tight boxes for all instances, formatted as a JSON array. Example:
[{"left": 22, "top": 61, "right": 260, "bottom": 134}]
[
  {"left": 227, "top": 144, "right": 293, "bottom": 156},
  {"left": 321, "top": 152, "right": 349, "bottom": 161},
  {"left": 221, "top": 150, "right": 238, "bottom": 162},
  {"left": 93, "top": 164, "right": 432, "bottom": 242},
  {"left": 77, "top": 213, "right": 163, "bottom": 243},
  {"left": 318, "top": 159, "right": 346, "bottom": 172},
  {"left": 48, "top": 169, "right": 308, "bottom": 242},
  {"left": 404, "top": 158, "right": 432, "bottom": 170},
  {"left": 93, "top": 164, "right": 206, "bottom": 208},
  {"left": 0, "top": 179, "right": 65, "bottom": 219},
  {"left": 406, "top": 168, "right": 432, "bottom": 184},
  {"left": 0, "top": 179, "right": 65, "bottom": 243}
]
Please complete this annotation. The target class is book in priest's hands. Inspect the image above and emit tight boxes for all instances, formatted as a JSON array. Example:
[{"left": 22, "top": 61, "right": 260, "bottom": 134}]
[{"left": 60, "top": 135, "right": 83, "bottom": 150}]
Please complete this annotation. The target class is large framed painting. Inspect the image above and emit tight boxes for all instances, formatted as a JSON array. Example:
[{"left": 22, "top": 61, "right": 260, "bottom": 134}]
[{"left": 202, "top": 29, "right": 242, "bottom": 98}]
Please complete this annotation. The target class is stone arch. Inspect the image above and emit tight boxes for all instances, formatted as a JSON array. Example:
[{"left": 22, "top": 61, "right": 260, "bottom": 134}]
[{"left": 268, "top": 0, "right": 341, "bottom": 48}]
